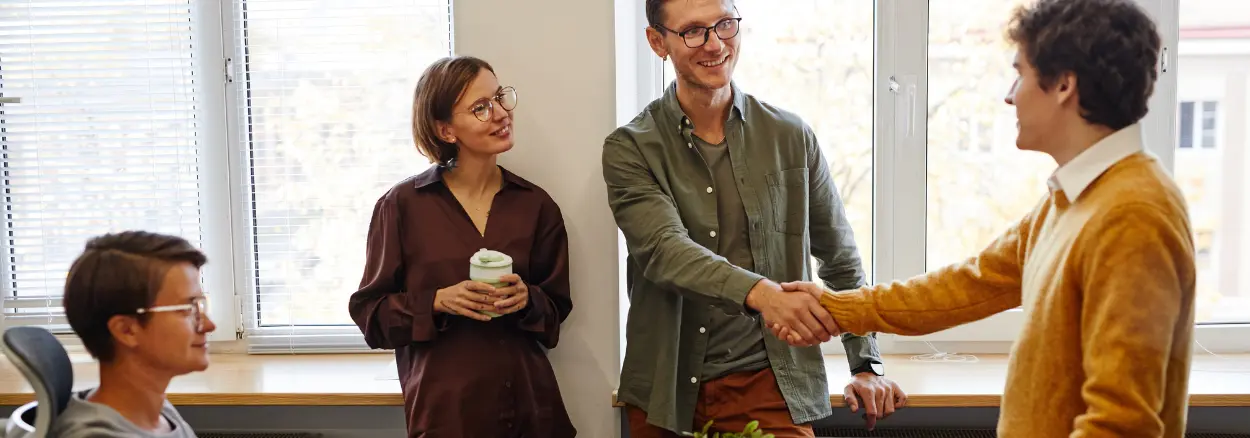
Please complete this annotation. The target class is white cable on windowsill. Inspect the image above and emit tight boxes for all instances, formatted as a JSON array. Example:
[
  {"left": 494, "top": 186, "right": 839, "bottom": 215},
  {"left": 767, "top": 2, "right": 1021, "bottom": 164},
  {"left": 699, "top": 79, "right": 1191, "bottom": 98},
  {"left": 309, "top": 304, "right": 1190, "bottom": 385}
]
[
  {"left": 1192, "top": 340, "right": 1250, "bottom": 374},
  {"left": 909, "top": 340, "right": 979, "bottom": 363}
]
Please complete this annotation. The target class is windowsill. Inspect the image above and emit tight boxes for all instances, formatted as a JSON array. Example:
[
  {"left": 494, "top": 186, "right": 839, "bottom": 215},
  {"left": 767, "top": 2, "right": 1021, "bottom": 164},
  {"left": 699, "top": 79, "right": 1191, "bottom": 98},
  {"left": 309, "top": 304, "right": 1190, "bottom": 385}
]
[
  {"left": 0, "top": 352, "right": 402, "bottom": 406},
  {"left": 2, "top": 352, "right": 1245, "bottom": 408},
  {"left": 612, "top": 354, "right": 1250, "bottom": 408}
]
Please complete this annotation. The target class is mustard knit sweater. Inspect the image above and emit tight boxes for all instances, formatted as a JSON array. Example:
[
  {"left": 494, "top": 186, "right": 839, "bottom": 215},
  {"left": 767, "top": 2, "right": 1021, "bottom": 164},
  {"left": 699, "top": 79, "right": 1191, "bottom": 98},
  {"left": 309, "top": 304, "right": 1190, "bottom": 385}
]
[{"left": 822, "top": 153, "right": 1196, "bottom": 437}]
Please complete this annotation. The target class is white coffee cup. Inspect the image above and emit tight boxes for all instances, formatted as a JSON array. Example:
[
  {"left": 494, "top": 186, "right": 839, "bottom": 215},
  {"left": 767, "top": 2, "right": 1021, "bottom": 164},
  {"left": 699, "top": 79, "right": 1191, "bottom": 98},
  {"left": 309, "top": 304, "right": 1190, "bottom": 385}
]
[{"left": 469, "top": 248, "right": 513, "bottom": 318}]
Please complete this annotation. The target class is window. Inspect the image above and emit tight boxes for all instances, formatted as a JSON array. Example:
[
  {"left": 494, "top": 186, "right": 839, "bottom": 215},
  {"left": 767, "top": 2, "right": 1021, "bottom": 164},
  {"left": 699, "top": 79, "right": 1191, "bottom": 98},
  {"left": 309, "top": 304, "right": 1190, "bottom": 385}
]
[
  {"left": 1176, "top": 0, "right": 1248, "bottom": 325},
  {"left": 926, "top": 0, "right": 1053, "bottom": 274},
  {"left": 731, "top": 0, "right": 875, "bottom": 283},
  {"left": 0, "top": 0, "right": 206, "bottom": 332},
  {"left": 0, "top": 0, "right": 454, "bottom": 351},
  {"left": 1179, "top": 100, "right": 1219, "bottom": 149},
  {"left": 627, "top": 0, "right": 1250, "bottom": 353},
  {"left": 1201, "top": 102, "right": 1219, "bottom": 148},
  {"left": 1180, "top": 101, "right": 1195, "bottom": 148},
  {"left": 228, "top": 0, "right": 452, "bottom": 350}
]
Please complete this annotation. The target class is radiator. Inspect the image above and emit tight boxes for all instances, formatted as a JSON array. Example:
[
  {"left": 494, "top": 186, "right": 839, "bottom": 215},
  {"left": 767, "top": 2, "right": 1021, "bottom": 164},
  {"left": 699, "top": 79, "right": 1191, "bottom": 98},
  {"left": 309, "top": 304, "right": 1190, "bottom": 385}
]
[
  {"left": 197, "top": 433, "right": 321, "bottom": 438},
  {"left": 813, "top": 428, "right": 1250, "bottom": 438},
  {"left": 813, "top": 428, "right": 995, "bottom": 438}
]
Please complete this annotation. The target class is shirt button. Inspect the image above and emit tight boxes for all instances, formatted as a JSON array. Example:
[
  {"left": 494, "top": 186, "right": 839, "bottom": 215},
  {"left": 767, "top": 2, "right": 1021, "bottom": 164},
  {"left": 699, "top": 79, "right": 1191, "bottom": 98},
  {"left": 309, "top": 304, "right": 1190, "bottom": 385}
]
[
  {"left": 706, "top": 187, "right": 713, "bottom": 193},
  {"left": 505, "top": 381, "right": 512, "bottom": 388},
  {"left": 699, "top": 327, "right": 706, "bottom": 333},
  {"left": 690, "top": 377, "right": 698, "bottom": 384},
  {"left": 687, "top": 142, "right": 693, "bottom": 148},
  {"left": 709, "top": 231, "right": 717, "bottom": 238}
]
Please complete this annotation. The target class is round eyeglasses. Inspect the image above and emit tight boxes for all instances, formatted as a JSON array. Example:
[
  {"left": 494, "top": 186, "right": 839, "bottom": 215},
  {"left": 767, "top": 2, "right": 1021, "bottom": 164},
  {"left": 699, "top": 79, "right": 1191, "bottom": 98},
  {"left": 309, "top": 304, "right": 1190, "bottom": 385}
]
[
  {"left": 656, "top": 17, "right": 742, "bottom": 49},
  {"left": 136, "top": 295, "right": 209, "bottom": 332},
  {"left": 467, "top": 86, "right": 518, "bottom": 122}
]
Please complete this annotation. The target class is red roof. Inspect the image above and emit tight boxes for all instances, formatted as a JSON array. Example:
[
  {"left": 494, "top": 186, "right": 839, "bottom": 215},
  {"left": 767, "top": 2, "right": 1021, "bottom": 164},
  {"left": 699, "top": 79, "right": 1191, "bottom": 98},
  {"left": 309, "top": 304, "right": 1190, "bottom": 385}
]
[{"left": 1181, "top": 26, "right": 1250, "bottom": 39}]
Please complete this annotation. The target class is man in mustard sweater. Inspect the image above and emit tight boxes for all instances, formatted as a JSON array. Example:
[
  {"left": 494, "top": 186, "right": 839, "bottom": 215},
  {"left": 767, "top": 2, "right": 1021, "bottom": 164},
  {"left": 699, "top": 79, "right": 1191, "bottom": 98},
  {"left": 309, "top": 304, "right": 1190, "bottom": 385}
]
[{"left": 773, "top": 0, "right": 1196, "bottom": 436}]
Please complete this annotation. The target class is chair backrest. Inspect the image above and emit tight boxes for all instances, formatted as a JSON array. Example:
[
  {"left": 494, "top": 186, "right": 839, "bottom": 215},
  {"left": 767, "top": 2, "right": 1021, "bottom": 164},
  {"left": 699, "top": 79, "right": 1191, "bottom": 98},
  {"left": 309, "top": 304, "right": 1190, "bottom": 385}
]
[{"left": 1, "top": 326, "right": 74, "bottom": 437}]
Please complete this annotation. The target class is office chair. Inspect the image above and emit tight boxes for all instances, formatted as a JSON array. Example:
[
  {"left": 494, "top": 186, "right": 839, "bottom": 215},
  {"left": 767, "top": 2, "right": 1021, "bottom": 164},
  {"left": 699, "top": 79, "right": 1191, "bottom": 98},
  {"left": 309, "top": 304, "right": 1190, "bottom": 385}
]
[{"left": 0, "top": 327, "right": 74, "bottom": 438}]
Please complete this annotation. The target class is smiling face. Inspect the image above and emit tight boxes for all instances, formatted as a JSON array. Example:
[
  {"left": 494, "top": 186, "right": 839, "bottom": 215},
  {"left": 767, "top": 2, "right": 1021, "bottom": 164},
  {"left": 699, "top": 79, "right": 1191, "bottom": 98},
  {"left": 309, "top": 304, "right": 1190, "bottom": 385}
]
[
  {"left": 436, "top": 69, "right": 515, "bottom": 160},
  {"left": 647, "top": 0, "right": 740, "bottom": 92}
]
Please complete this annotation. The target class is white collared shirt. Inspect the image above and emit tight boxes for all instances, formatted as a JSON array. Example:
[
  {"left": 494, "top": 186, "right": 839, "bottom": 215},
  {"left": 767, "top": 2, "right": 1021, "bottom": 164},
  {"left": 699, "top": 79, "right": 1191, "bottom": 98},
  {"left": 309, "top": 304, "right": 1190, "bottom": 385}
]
[{"left": 1046, "top": 123, "right": 1147, "bottom": 203}]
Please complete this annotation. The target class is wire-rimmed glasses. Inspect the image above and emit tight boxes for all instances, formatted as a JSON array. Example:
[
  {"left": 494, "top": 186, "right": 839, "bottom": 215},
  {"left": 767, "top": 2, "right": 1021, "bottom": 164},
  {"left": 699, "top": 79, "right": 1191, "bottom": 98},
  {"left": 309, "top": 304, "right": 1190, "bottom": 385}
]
[{"left": 468, "top": 86, "right": 518, "bottom": 122}]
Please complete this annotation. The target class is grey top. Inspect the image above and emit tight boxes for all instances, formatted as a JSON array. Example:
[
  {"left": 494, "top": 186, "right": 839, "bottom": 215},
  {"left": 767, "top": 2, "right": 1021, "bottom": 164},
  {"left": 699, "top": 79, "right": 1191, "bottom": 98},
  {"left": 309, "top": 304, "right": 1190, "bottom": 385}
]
[
  {"left": 603, "top": 80, "right": 880, "bottom": 434},
  {"left": 692, "top": 134, "right": 769, "bottom": 381},
  {"left": 51, "top": 388, "right": 196, "bottom": 438}
]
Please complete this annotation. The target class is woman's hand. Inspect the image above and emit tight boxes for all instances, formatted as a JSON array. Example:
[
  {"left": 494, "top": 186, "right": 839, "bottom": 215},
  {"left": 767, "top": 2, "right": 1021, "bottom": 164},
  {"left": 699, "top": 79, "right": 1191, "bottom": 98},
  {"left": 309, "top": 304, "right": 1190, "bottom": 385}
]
[
  {"left": 433, "top": 281, "right": 498, "bottom": 321},
  {"left": 489, "top": 274, "right": 529, "bottom": 315}
]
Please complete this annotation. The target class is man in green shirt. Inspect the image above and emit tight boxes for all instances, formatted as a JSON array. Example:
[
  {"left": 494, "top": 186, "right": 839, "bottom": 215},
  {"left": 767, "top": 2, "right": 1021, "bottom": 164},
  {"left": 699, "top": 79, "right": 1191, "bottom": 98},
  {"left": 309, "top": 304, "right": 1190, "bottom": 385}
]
[{"left": 602, "top": 0, "right": 907, "bottom": 435}]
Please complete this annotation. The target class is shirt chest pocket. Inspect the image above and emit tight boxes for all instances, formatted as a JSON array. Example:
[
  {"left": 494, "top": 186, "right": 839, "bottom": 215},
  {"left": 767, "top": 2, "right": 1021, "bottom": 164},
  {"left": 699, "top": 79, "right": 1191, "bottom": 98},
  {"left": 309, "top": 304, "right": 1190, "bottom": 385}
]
[{"left": 766, "top": 167, "right": 808, "bottom": 235}]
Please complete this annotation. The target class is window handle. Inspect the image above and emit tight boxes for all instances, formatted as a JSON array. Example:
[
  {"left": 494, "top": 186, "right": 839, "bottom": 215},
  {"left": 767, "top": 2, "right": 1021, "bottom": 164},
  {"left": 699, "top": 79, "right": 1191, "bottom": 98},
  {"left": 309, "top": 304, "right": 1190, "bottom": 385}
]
[
  {"left": 890, "top": 75, "right": 918, "bottom": 139},
  {"left": 907, "top": 81, "right": 917, "bottom": 138}
]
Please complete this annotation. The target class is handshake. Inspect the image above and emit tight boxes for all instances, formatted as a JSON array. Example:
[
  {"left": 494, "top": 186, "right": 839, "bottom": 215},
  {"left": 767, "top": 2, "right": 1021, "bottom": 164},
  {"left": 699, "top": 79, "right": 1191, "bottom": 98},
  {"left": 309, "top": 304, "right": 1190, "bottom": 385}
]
[{"left": 745, "top": 279, "right": 842, "bottom": 347}]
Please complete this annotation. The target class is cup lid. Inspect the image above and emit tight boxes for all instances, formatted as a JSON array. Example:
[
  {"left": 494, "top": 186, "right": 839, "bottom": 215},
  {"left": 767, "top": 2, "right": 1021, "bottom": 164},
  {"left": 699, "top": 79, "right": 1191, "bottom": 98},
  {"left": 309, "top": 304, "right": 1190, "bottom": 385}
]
[{"left": 470, "top": 248, "right": 512, "bottom": 267}]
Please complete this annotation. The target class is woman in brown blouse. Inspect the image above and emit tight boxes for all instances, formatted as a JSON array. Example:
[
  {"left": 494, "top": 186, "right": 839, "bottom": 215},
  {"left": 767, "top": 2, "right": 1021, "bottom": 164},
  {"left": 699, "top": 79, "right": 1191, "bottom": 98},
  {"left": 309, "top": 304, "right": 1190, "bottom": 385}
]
[{"left": 347, "top": 56, "right": 575, "bottom": 438}]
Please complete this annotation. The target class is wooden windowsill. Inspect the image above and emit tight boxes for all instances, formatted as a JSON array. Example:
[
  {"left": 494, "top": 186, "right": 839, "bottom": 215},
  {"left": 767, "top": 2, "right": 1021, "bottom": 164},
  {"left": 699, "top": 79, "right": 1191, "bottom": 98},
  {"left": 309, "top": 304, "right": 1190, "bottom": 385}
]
[
  {"left": 613, "top": 354, "right": 1250, "bottom": 408},
  {"left": 1, "top": 352, "right": 1245, "bottom": 408},
  {"left": 0, "top": 352, "right": 402, "bottom": 406}
]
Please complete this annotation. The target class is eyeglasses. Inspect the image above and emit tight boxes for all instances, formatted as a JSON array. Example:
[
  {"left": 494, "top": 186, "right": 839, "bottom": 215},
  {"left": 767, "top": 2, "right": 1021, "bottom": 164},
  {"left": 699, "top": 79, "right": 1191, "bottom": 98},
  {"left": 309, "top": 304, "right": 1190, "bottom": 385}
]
[
  {"left": 656, "top": 17, "right": 742, "bottom": 49},
  {"left": 136, "top": 296, "right": 208, "bottom": 332},
  {"left": 467, "top": 86, "right": 518, "bottom": 122}
]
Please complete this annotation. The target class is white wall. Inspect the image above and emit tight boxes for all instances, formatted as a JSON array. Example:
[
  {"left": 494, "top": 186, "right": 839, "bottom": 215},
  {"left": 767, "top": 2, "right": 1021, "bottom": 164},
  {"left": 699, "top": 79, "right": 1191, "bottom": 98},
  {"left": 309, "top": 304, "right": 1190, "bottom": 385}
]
[{"left": 454, "top": 1, "right": 622, "bottom": 437}]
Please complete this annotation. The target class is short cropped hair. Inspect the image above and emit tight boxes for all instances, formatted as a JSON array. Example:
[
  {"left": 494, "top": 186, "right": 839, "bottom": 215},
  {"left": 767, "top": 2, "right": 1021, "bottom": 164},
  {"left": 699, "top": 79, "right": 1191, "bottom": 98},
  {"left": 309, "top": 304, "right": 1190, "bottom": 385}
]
[
  {"left": 1007, "top": 0, "right": 1161, "bottom": 130},
  {"left": 645, "top": 0, "right": 736, "bottom": 30},
  {"left": 410, "top": 56, "right": 496, "bottom": 165},
  {"left": 63, "top": 231, "right": 207, "bottom": 362}
]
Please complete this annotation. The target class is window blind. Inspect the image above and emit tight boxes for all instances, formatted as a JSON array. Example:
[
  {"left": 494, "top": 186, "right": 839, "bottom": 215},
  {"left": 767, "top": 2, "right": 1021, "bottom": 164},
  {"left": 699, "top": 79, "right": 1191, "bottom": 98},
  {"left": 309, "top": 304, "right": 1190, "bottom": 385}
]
[
  {"left": 231, "top": 0, "right": 451, "bottom": 352},
  {"left": 0, "top": 0, "right": 203, "bottom": 331}
]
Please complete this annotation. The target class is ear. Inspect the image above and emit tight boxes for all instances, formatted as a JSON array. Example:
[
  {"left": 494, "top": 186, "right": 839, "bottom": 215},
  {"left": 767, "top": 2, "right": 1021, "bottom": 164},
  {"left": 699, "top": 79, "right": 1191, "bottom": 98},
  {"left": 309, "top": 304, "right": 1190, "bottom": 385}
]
[
  {"left": 107, "top": 314, "right": 142, "bottom": 351},
  {"left": 435, "top": 119, "right": 457, "bottom": 144},
  {"left": 1054, "top": 71, "right": 1078, "bottom": 106},
  {"left": 646, "top": 27, "right": 670, "bottom": 61}
]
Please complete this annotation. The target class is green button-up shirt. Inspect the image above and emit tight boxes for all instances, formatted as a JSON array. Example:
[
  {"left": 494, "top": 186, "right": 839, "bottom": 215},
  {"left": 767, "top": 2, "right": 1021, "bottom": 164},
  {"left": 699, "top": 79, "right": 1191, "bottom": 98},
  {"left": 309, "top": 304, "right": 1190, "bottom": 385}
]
[{"left": 603, "top": 82, "right": 880, "bottom": 434}]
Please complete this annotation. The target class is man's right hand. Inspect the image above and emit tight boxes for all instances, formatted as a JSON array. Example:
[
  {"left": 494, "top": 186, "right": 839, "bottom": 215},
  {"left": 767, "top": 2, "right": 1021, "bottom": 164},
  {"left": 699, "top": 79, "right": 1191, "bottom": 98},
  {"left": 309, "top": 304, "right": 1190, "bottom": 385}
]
[{"left": 745, "top": 279, "right": 841, "bottom": 346}]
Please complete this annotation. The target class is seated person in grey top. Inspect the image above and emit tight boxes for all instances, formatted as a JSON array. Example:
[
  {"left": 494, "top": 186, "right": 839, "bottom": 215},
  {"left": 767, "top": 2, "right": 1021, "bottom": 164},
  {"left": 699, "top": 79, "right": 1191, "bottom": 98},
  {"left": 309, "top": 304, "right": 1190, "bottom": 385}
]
[{"left": 52, "top": 231, "right": 215, "bottom": 438}]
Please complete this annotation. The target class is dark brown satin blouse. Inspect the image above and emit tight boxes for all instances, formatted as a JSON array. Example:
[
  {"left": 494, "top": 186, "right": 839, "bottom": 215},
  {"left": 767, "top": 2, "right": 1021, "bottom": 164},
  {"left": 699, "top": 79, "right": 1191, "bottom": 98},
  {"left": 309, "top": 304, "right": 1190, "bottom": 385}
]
[{"left": 347, "top": 165, "right": 575, "bottom": 438}]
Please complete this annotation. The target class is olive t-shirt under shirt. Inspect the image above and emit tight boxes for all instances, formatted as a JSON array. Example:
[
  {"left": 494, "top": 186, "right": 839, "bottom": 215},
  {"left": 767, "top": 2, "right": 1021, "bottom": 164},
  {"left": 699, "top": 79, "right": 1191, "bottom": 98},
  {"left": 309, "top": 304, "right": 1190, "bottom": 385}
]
[{"left": 692, "top": 134, "right": 769, "bottom": 380}]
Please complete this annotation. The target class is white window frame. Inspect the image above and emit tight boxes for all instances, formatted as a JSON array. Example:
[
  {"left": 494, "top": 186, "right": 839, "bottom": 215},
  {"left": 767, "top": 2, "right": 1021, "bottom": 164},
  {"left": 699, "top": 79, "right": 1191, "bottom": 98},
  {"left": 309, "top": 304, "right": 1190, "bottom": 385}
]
[
  {"left": 197, "top": 0, "right": 244, "bottom": 344},
  {"left": 618, "top": 0, "right": 1250, "bottom": 356},
  {"left": 3, "top": 0, "right": 449, "bottom": 352},
  {"left": 0, "top": 0, "right": 239, "bottom": 345},
  {"left": 212, "top": 0, "right": 361, "bottom": 352},
  {"left": 213, "top": 0, "right": 452, "bottom": 352}
]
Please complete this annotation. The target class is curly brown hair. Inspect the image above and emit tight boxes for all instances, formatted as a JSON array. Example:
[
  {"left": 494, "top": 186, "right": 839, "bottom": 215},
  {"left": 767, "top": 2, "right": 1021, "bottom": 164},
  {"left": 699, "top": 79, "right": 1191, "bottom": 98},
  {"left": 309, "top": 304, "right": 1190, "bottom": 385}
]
[{"left": 1007, "top": 0, "right": 1161, "bottom": 130}]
